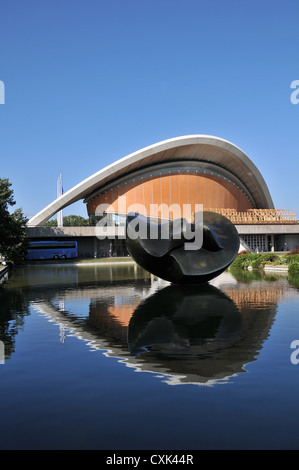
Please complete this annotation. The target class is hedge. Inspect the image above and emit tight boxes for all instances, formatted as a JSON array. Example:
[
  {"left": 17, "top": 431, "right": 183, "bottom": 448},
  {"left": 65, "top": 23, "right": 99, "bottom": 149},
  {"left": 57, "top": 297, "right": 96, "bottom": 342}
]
[{"left": 230, "top": 253, "right": 299, "bottom": 272}]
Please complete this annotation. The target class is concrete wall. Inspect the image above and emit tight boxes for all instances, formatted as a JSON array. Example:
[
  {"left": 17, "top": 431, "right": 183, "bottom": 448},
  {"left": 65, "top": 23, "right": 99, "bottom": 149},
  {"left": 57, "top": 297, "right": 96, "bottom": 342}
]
[
  {"left": 235, "top": 224, "right": 299, "bottom": 235},
  {"left": 26, "top": 227, "right": 127, "bottom": 258},
  {"left": 26, "top": 226, "right": 125, "bottom": 238},
  {"left": 235, "top": 224, "right": 299, "bottom": 252},
  {"left": 274, "top": 234, "right": 299, "bottom": 251},
  {"left": 26, "top": 223, "right": 299, "bottom": 258}
]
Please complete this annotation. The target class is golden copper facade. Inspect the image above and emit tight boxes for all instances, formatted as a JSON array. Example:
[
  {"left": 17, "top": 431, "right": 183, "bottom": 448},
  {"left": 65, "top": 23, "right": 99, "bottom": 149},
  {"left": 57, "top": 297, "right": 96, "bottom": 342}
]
[{"left": 87, "top": 172, "right": 252, "bottom": 220}]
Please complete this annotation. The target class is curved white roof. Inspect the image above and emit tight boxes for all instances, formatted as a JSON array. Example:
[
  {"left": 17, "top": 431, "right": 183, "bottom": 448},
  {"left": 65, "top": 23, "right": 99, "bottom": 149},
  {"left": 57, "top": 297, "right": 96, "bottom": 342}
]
[{"left": 27, "top": 135, "right": 274, "bottom": 226}]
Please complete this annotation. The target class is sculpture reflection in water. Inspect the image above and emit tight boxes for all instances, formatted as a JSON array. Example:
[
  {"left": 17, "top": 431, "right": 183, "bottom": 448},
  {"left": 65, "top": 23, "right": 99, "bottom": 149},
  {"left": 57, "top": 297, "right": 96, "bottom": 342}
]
[
  {"left": 126, "top": 211, "right": 240, "bottom": 284},
  {"left": 128, "top": 284, "right": 241, "bottom": 356},
  {"left": 22, "top": 265, "right": 283, "bottom": 386},
  {"left": 127, "top": 283, "right": 276, "bottom": 385},
  {"left": 30, "top": 280, "right": 277, "bottom": 386}
]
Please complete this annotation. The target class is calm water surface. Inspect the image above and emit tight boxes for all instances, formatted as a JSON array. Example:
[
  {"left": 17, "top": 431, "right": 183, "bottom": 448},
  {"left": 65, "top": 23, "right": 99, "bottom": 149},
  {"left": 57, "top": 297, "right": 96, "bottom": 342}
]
[{"left": 1, "top": 263, "right": 299, "bottom": 450}]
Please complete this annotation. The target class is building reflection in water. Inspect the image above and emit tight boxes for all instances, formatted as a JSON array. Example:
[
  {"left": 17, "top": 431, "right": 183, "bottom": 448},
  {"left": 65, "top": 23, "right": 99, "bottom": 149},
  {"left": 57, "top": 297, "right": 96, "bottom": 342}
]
[{"left": 27, "top": 266, "right": 299, "bottom": 386}]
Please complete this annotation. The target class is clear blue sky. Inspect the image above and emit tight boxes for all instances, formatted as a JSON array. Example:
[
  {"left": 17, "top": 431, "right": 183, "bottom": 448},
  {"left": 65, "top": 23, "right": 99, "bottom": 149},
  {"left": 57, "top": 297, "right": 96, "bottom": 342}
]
[{"left": 1, "top": 0, "right": 299, "bottom": 219}]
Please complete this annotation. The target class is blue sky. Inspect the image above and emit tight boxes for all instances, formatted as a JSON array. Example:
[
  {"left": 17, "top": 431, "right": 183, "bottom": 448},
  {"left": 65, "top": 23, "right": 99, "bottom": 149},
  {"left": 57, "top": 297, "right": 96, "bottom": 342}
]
[{"left": 0, "top": 0, "right": 298, "bottom": 219}]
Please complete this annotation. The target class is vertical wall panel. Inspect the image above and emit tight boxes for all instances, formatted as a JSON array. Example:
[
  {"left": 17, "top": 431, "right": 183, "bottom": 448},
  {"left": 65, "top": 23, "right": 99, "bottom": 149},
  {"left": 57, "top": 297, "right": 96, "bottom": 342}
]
[{"left": 87, "top": 171, "right": 253, "bottom": 218}]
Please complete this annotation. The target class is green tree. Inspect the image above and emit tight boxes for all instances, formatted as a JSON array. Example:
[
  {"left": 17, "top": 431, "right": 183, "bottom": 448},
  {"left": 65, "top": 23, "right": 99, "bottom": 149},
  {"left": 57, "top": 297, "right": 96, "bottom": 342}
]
[
  {"left": 62, "top": 215, "right": 89, "bottom": 226},
  {"left": 44, "top": 218, "right": 58, "bottom": 227},
  {"left": 0, "top": 178, "right": 28, "bottom": 264},
  {"left": 44, "top": 215, "right": 89, "bottom": 227}
]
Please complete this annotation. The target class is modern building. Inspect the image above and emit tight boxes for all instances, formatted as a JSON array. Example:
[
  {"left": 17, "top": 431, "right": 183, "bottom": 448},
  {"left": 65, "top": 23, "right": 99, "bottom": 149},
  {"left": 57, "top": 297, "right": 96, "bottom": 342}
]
[{"left": 27, "top": 135, "right": 299, "bottom": 255}]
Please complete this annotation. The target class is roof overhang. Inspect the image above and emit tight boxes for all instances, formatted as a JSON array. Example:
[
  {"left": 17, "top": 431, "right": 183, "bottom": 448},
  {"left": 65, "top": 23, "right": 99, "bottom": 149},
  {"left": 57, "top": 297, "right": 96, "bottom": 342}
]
[{"left": 27, "top": 135, "right": 274, "bottom": 227}]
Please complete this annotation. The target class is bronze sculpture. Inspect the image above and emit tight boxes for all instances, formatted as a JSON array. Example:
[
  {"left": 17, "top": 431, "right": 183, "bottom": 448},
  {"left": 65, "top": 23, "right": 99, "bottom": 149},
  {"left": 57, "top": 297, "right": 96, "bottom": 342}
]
[{"left": 126, "top": 211, "right": 240, "bottom": 284}]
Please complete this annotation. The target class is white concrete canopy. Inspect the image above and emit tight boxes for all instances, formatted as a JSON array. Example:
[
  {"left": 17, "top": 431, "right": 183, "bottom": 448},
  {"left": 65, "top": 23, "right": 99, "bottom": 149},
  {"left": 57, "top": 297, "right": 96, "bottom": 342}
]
[{"left": 27, "top": 135, "right": 274, "bottom": 226}]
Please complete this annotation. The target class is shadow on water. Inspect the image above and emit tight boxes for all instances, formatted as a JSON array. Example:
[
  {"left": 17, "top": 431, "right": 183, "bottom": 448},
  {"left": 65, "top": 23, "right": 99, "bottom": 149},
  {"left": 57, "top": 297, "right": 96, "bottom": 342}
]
[{"left": 1, "top": 265, "right": 296, "bottom": 385}]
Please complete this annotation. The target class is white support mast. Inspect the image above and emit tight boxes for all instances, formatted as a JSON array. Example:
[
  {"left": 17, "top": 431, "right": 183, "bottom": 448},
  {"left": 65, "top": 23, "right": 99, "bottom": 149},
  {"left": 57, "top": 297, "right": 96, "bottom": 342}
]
[{"left": 57, "top": 174, "right": 63, "bottom": 227}]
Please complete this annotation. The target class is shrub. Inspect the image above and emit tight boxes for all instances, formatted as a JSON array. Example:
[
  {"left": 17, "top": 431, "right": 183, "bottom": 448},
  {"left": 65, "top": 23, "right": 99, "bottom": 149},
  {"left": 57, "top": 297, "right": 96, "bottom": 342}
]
[
  {"left": 230, "top": 253, "right": 259, "bottom": 270},
  {"left": 230, "top": 253, "right": 283, "bottom": 271},
  {"left": 250, "top": 253, "right": 280, "bottom": 269},
  {"left": 289, "top": 246, "right": 299, "bottom": 255},
  {"left": 289, "top": 262, "right": 299, "bottom": 273},
  {"left": 251, "top": 254, "right": 264, "bottom": 269},
  {"left": 230, "top": 254, "right": 252, "bottom": 270},
  {"left": 260, "top": 253, "right": 281, "bottom": 263},
  {"left": 237, "top": 250, "right": 250, "bottom": 256},
  {"left": 284, "top": 254, "right": 299, "bottom": 264}
]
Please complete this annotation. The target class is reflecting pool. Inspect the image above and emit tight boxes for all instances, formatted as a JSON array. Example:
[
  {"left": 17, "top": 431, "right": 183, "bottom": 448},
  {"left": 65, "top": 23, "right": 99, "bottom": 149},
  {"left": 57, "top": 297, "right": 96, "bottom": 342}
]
[{"left": 1, "top": 263, "right": 299, "bottom": 449}]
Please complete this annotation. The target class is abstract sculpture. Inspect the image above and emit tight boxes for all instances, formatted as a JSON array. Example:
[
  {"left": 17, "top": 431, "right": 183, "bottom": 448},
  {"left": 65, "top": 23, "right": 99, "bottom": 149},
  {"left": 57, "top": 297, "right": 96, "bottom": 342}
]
[{"left": 126, "top": 211, "right": 239, "bottom": 284}]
